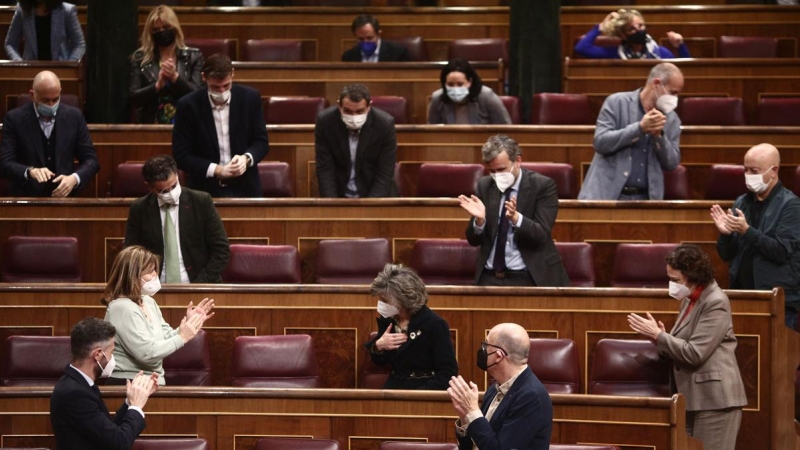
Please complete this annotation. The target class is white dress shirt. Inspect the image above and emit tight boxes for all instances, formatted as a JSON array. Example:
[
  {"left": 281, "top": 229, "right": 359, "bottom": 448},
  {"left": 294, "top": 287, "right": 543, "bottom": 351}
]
[{"left": 472, "top": 172, "right": 526, "bottom": 270}]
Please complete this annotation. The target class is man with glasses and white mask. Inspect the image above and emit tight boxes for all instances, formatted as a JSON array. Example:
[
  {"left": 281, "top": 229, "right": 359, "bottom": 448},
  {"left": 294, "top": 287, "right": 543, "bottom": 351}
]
[
  {"left": 579, "top": 62, "right": 683, "bottom": 200},
  {"left": 124, "top": 154, "right": 230, "bottom": 284},
  {"left": 458, "top": 134, "right": 569, "bottom": 287},
  {"left": 711, "top": 143, "right": 800, "bottom": 329}
]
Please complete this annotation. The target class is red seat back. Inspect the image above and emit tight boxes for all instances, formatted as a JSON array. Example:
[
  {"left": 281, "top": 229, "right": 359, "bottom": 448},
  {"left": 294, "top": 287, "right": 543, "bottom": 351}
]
[
  {"left": 264, "top": 96, "right": 326, "bottom": 124},
  {"left": 386, "top": 37, "right": 428, "bottom": 61},
  {"left": 530, "top": 93, "right": 593, "bottom": 125},
  {"left": 314, "top": 238, "right": 391, "bottom": 284},
  {"left": 256, "top": 438, "right": 340, "bottom": 450},
  {"left": 757, "top": 97, "right": 800, "bottom": 126},
  {"left": 447, "top": 38, "right": 507, "bottom": 62},
  {"left": 111, "top": 163, "right": 148, "bottom": 198},
  {"left": 718, "top": 36, "right": 778, "bottom": 58},
  {"left": 222, "top": 244, "right": 301, "bottom": 284},
  {"left": 371, "top": 96, "right": 409, "bottom": 125},
  {"left": 704, "top": 164, "right": 747, "bottom": 200},
  {"left": 258, "top": 162, "right": 294, "bottom": 197},
  {"left": 550, "top": 445, "right": 621, "bottom": 450},
  {"left": 184, "top": 38, "right": 237, "bottom": 60},
  {"left": 610, "top": 243, "right": 677, "bottom": 288},
  {"left": 244, "top": 39, "right": 303, "bottom": 62},
  {"left": 410, "top": 239, "right": 478, "bottom": 286},
  {"left": 416, "top": 163, "right": 485, "bottom": 198},
  {"left": 231, "top": 335, "right": 320, "bottom": 388},
  {"left": 679, "top": 97, "right": 746, "bottom": 126},
  {"left": 360, "top": 331, "right": 391, "bottom": 389},
  {"left": 529, "top": 338, "right": 580, "bottom": 394},
  {"left": 554, "top": 242, "right": 595, "bottom": 287},
  {"left": 499, "top": 96, "right": 521, "bottom": 124},
  {"left": 163, "top": 330, "right": 211, "bottom": 386},
  {"left": 1, "top": 336, "right": 71, "bottom": 386},
  {"left": 131, "top": 439, "right": 209, "bottom": 450},
  {"left": 589, "top": 339, "right": 671, "bottom": 397},
  {"left": 663, "top": 165, "right": 690, "bottom": 200},
  {"left": 520, "top": 162, "right": 577, "bottom": 199},
  {"left": 380, "top": 443, "right": 458, "bottom": 450},
  {"left": 2, "top": 236, "right": 82, "bottom": 282}
]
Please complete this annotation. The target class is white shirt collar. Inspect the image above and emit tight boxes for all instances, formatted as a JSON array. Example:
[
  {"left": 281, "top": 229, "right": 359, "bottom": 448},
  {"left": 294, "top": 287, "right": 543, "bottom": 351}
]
[{"left": 70, "top": 364, "right": 95, "bottom": 386}]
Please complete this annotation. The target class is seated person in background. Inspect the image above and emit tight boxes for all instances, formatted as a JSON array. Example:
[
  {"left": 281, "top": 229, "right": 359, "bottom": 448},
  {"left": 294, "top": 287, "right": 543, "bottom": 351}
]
[
  {"left": 575, "top": 9, "right": 690, "bottom": 60},
  {"left": 4, "top": 0, "right": 85, "bottom": 61},
  {"left": 579, "top": 62, "right": 683, "bottom": 200},
  {"left": 0, "top": 70, "right": 99, "bottom": 197},
  {"left": 365, "top": 263, "right": 458, "bottom": 390},
  {"left": 103, "top": 245, "right": 214, "bottom": 386},
  {"left": 129, "top": 5, "right": 204, "bottom": 124},
  {"left": 341, "top": 14, "right": 411, "bottom": 62},
  {"left": 427, "top": 58, "right": 511, "bottom": 125},
  {"left": 172, "top": 53, "right": 269, "bottom": 197},
  {"left": 125, "top": 155, "right": 230, "bottom": 284},
  {"left": 315, "top": 83, "right": 397, "bottom": 198}
]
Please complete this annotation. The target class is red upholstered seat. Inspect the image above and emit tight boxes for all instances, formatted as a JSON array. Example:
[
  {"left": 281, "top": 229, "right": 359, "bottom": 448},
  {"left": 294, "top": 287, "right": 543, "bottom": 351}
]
[
  {"left": 16, "top": 93, "right": 80, "bottom": 111},
  {"left": 222, "top": 244, "right": 301, "bottom": 284},
  {"left": 231, "top": 335, "right": 320, "bottom": 388},
  {"left": 1, "top": 236, "right": 82, "bottom": 282},
  {"left": 589, "top": 339, "right": 671, "bottom": 397},
  {"left": 372, "top": 96, "right": 409, "bottom": 125},
  {"left": 380, "top": 442, "right": 458, "bottom": 450},
  {"left": 131, "top": 439, "right": 209, "bottom": 450},
  {"left": 314, "top": 238, "right": 391, "bottom": 284},
  {"left": 1, "top": 336, "right": 71, "bottom": 386},
  {"left": 447, "top": 38, "right": 507, "bottom": 62},
  {"left": 243, "top": 39, "right": 303, "bottom": 62},
  {"left": 704, "top": 164, "right": 747, "bottom": 200},
  {"left": 530, "top": 93, "right": 593, "bottom": 125},
  {"left": 258, "top": 162, "right": 294, "bottom": 197},
  {"left": 550, "top": 445, "right": 621, "bottom": 450},
  {"left": 410, "top": 239, "right": 478, "bottom": 285},
  {"left": 757, "top": 97, "right": 800, "bottom": 126},
  {"left": 386, "top": 37, "right": 428, "bottom": 61},
  {"left": 610, "top": 243, "right": 677, "bottom": 288},
  {"left": 163, "top": 329, "right": 211, "bottom": 386},
  {"left": 263, "top": 96, "right": 326, "bottom": 124},
  {"left": 360, "top": 331, "right": 390, "bottom": 389},
  {"left": 416, "top": 163, "right": 485, "bottom": 197},
  {"left": 520, "top": 162, "right": 577, "bottom": 199},
  {"left": 184, "top": 38, "right": 237, "bottom": 60},
  {"left": 663, "top": 165, "right": 690, "bottom": 200},
  {"left": 718, "top": 36, "right": 778, "bottom": 58},
  {"left": 554, "top": 242, "right": 595, "bottom": 287},
  {"left": 110, "top": 162, "right": 148, "bottom": 198},
  {"left": 256, "top": 437, "right": 340, "bottom": 450},
  {"left": 678, "top": 97, "right": 746, "bottom": 126},
  {"left": 499, "top": 96, "right": 521, "bottom": 124},
  {"left": 529, "top": 338, "right": 580, "bottom": 394}
]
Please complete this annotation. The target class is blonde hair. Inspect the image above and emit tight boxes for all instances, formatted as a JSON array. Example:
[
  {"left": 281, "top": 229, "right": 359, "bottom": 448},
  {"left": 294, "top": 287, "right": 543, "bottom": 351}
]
[
  {"left": 102, "top": 246, "right": 160, "bottom": 306},
  {"left": 600, "top": 9, "right": 643, "bottom": 37},
  {"left": 135, "top": 5, "right": 186, "bottom": 67}
]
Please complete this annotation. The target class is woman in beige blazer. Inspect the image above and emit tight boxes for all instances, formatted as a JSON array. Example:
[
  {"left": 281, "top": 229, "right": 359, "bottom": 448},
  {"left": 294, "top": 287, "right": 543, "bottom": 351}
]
[{"left": 628, "top": 244, "right": 747, "bottom": 450}]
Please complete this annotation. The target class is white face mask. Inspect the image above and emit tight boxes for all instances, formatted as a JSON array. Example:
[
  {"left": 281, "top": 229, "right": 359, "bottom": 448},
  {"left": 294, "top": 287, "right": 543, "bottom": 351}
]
[
  {"left": 141, "top": 276, "right": 161, "bottom": 296},
  {"left": 446, "top": 86, "right": 470, "bottom": 103},
  {"left": 97, "top": 350, "right": 116, "bottom": 379},
  {"left": 668, "top": 280, "right": 691, "bottom": 300},
  {"left": 209, "top": 89, "right": 231, "bottom": 104},
  {"left": 744, "top": 168, "right": 774, "bottom": 194},
  {"left": 376, "top": 300, "right": 400, "bottom": 318},
  {"left": 158, "top": 180, "right": 181, "bottom": 205},
  {"left": 491, "top": 169, "right": 516, "bottom": 193},
  {"left": 341, "top": 113, "right": 368, "bottom": 131},
  {"left": 655, "top": 83, "right": 678, "bottom": 115}
]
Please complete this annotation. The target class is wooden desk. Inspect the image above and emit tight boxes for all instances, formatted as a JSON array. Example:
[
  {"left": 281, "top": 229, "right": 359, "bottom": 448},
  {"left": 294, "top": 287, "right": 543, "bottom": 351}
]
[{"left": 0, "top": 61, "right": 84, "bottom": 121}]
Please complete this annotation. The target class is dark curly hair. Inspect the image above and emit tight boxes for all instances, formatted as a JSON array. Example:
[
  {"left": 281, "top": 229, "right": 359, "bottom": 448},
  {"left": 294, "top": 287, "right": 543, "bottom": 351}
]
[{"left": 665, "top": 244, "right": 714, "bottom": 286}]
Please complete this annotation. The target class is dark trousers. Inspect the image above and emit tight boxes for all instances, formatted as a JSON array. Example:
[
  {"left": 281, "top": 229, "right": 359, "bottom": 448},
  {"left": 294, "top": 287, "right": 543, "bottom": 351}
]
[{"left": 478, "top": 269, "right": 536, "bottom": 287}]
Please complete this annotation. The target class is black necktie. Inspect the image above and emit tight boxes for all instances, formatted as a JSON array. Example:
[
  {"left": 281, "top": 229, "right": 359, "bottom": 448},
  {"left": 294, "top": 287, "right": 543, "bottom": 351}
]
[{"left": 492, "top": 189, "right": 513, "bottom": 272}]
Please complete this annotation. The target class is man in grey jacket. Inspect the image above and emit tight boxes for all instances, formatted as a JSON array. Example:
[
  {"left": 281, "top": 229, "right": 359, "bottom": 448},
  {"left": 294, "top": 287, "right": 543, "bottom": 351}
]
[{"left": 578, "top": 63, "right": 683, "bottom": 200}]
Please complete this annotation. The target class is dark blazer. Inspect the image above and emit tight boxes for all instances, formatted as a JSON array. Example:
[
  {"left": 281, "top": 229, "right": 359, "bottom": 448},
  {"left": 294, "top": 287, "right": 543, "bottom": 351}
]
[
  {"left": 457, "top": 367, "right": 553, "bottom": 450},
  {"left": 314, "top": 106, "right": 397, "bottom": 198},
  {"left": 129, "top": 47, "right": 205, "bottom": 124},
  {"left": 365, "top": 305, "right": 458, "bottom": 390},
  {"left": 172, "top": 84, "right": 269, "bottom": 197},
  {"left": 3, "top": 1, "right": 85, "bottom": 61},
  {"left": 0, "top": 103, "right": 99, "bottom": 197},
  {"left": 341, "top": 40, "right": 411, "bottom": 62},
  {"left": 466, "top": 169, "right": 570, "bottom": 286},
  {"left": 124, "top": 188, "right": 231, "bottom": 283},
  {"left": 50, "top": 365, "right": 145, "bottom": 450}
]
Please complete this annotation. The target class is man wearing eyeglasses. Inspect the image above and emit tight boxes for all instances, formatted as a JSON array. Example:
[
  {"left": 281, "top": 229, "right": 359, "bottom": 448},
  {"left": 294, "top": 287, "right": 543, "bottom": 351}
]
[
  {"left": 124, "top": 154, "right": 230, "bottom": 284},
  {"left": 447, "top": 323, "right": 552, "bottom": 450}
]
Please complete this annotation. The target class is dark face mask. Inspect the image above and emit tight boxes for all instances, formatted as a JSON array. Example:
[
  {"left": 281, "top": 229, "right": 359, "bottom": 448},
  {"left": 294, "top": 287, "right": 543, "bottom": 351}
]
[
  {"left": 625, "top": 29, "right": 648, "bottom": 45},
  {"left": 476, "top": 341, "right": 505, "bottom": 371},
  {"left": 152, "top": 28, "right": 176, "bottom": 48}
]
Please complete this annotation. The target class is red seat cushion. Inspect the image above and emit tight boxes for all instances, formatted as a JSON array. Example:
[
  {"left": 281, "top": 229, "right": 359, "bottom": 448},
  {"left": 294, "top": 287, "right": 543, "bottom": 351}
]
[
  {"left": 184, "top": 38, "right": 237, "bottom": 60},
  {"left": 258, "top": 162, "right": 294, "bottom": 197},
  {"left": 231, "top": 335, "right": 320, "bottom": 388},
  {"left": 2, "top": 236, "right": 82, "bottom": 283},
  {"left": 610, "top": 243, "right": 677, "bottom": 288},
  {"left": 163, "top": 330, "right": 212, "bottom": 386},
  {"left": 1, "top": 336, "right": 71, "bottom": 386},
  {"left": 256, "top": 438, "right": 340, "bottom": 450},
  {"left": 554, "top": 242, "right": 595, "bottom": 287},
  {"left": 416, "top": 163, "right": 485, "bottom": 198},
  {"left": 718, "top": 36, "right": 777, "bottom": 58},
  {"left": 520, "top": 163, "right": 577, "bottom": 199},
  {"left": 264, "top": 96, "right": 326, "bottom": 125},
  {"left": 222, "top": 244, "right": 301, "bottom": 283},
  {"left": 447, "top": 38, "right": 507, "bottom": 62},
  {"left": 757, "top": 97, "right": 800, "bottom": 126},
  {"left": 704, "top": 164, "right": 747, "bottom": 200},
  {"left": 131, "top": 439, "right": 210, "bottom": 450},
  {"left": 530, "top": 93, "right": 593, "bottom": 125},
  {"left": 410, "top": 239, "right": 478, "bottom": 285},
  {"left": 589, "top": 339, "right": 671, "bottom": 397},
  {"left": 371, "top": 96, "right": 408, "bottom": 125},
  {"left": 679, "top": 97, "right": 746, "bottom": 126},
  {"left": 244, "top": 39, "right": 303, "bottom": 62},
  {"left": 528, "top": 338, "right": 580, "bottom": 394},
  {"left": 315, "top": 239, "right": 391, "bottom": 284}
]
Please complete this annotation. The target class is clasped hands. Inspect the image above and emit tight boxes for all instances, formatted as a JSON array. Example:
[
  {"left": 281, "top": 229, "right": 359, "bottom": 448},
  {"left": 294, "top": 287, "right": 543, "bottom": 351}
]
[
  {"left": 639, "top": 108, "right": 666, "bottom": 136},
  {"left": 710, "top": 204, "right": 749, "bottom": 235},
  {"left": 155, "top": 58, "right": 179, "bottom": 91},
  {"left": 215, "top": 155, "right": 249, "bottom": 180},
  {"left": 627, "top": 312, "right": 665, "bottom": 342},
  {"left": 458, "top": 194, "right": 519, "bottom": 226},
  {"left": 28, "top": 167, "right": 78, "bottom": 197}
]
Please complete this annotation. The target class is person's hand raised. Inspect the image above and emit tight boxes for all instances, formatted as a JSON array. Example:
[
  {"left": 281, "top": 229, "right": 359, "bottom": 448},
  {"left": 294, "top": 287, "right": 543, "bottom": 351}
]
[
  {"left": 458, "top": 194, "right": 486, "bottom": 227},
  {"left": 375, "top": 321, "right": 407, "bottom": 351}
]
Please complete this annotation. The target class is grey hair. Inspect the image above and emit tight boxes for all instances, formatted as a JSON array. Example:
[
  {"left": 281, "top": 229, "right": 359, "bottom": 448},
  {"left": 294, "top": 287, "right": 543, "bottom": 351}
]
[
  {"left": 370, "top": 263, "right": 428, "bottom": 315},
  {"left": 481, "top": 134, "right": 521, "bottom": 163},
  {"left": 646, "top": 62, "right": 681, "bottom": 85},
  {"left": 493, "top": 327, "right": 530, "bottom": 364}
]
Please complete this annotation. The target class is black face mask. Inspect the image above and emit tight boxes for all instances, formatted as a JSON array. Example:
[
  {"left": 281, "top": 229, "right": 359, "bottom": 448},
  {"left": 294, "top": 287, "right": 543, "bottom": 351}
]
[
  {"left": 476, "top": 341, "right": 506, "bottom": 371},
  {"left": 152, "top": 28, "right": 176, "bottom": 48},
  {"left": 625, "top": 29, "right": 648, "bottom": 45}
]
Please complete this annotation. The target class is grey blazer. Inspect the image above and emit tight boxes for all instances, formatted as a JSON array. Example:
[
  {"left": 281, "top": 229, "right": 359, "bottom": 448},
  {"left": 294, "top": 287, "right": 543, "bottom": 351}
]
[
  {"left": 427, "top": 85, "right": 511, "bottom": 125},
  {"left": 4, "top": 2, "right": 85, "bottom": 61},
  {"left": 656, "top": 281, "right": 748, "bottom": 412},
  {"left": 578, "top": 89, "right": 680, "bottom": 200}
]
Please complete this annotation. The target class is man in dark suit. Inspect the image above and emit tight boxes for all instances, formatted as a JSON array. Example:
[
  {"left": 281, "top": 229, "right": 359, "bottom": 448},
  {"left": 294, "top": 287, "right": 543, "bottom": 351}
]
[
  {"left": 50, "top": 317, "right": 158, "bottom": 450},
  {"left": 341, "top": 14, "right": 411, "bottom": 63},
  {"left": 315, "top": 84, "right": 397, "bottom": 198},
  {"left": 458, "top": 135, "right": 570, "bottom": 287},
  {"left": 0, "top": 70, "right": 98, "bottom": 197},
  {"left": 448, "top": 322, "right": 553, "bottom": 450},
  {"left": 172, "top": 53, "right": 269, "bottom": 197},
  {"left": 125, "top": 155, "right": 230, "bottom": 284}
]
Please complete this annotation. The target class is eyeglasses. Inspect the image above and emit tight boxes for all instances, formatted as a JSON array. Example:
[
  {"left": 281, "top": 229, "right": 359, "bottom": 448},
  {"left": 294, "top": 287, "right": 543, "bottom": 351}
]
[{"left": 481, "top": 341, "right": 507, "bottom": 355}]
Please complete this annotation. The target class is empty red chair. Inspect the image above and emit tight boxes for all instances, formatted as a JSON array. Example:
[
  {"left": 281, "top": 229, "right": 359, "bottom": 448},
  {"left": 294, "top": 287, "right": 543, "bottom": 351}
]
[
  {"left": 500, "top": 96, "right": 521, "bottom": 124},
  {"left": 258, "top": 162, "right": 294, "bottom": 197},
  {"left": 1, "top": 336, "right": 71, "bottom": 386},
  {"left": 718, "top": 36, "right": 778, "bottom": 58},
  {"left": 16, "top": 93, "right": 80, "bottom": 111},
  {"left": 131, "top": 439, "right": 209, "bottom": 450},
  {"left": 163, "top": 330, "right": 211, "bottom": 386},
  {"left": 380, "top": 443, "right": 458, "bottom": 450},
  {"left": 447, "top": 38, "right": 507, "bottom": 62},
  {"left": 530, "top": 93, "right": 593, "bottom": 125},
  {"left": 704, "top": 164, "right": 747, "bottom": 200},
  {"left": 371, "top": 96, "right": 409, "bottom": 125},
  {"left": 184, "top": 38, "right": 237, "bottom": 60},
  {"left": 589, "top": 339, "right": 671, "bottom": 397},
  {"left": 410, "top": 239, "right": 478, "bottom": 285},
  {"left": 231, "top": 335, "right": 320, "bottom": 388},
  {"left": 663, "top": 165, "right": 690, "bottom": 200},
  {"left": 244, "top": 39, "right": 303, "bottom": 62},
  {"left": 550, "top": 445, "right": 621, "bottom": 450},
  {"left": 386, "top": 37, "right": 428, "bottom": 61},
  {"left": 264, "top": 97, "right": 326, "bottom": 124},
  {"left": 314, "top": 238, "right": 391, "bottom": 284},
  {"left": 110, "top": 162, "right": 148, "bottom": 198},
  {"left": 256, "top": 437, "right": 340, "bottom": 450},
  {"left": 360, "top": 331, "right": 390, "bottom": 389},
  {"left": 416, "top": 163, "right": 485, "bottom": 197},
  {"left": 222, "top": 244, "right": 301, "bottom": 284},
  {"left": 1, "top": 236, "right": 82, "bottom": 282},
  {"left": 610, "top": 243, "right": 677, "bottom": 288},
  {"left": 520, "top": 162, "right": 577, "bottom": 199},
  {"left": 554, "top": 242, "right": 595, "bottom": 287},
  {"left": 757, "top": 97, "right": 800, "bottom": 126},
  {"left": 679, "top": 97, "right": 746, "bottom": 126},
  {"left": 529, "top": 338, "right": 580, "bottom": 394}
]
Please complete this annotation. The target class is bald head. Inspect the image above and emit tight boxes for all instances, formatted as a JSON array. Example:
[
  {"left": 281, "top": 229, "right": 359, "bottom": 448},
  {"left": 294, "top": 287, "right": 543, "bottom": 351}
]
[
  {"left": 745, "top": 143, "right": 780, "bottom": 168},
  {"left": 30, "top": 71, "right": 61, "bottom": 108},
  {"left": 647, "top": 62, "right": 682, "bottom": 86},
  {"left": 489, "top": 323, "right": 530, "bottom": 364}
]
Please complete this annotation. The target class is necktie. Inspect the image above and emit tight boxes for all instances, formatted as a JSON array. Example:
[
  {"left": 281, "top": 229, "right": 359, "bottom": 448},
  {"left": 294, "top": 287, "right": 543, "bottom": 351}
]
[
  {"left": 492, "top": 189, "right": 513, "bottom": 272},
  {"left": 162, "top": 205, "right": 181, "bottom": 283}
]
